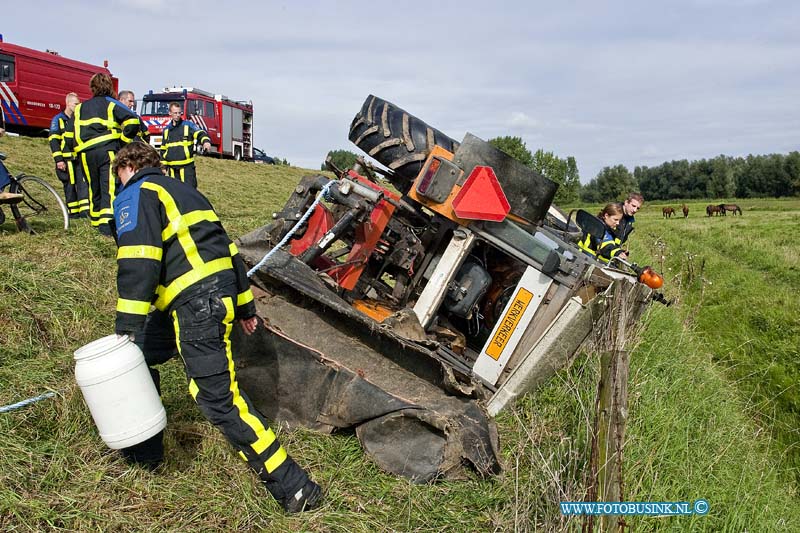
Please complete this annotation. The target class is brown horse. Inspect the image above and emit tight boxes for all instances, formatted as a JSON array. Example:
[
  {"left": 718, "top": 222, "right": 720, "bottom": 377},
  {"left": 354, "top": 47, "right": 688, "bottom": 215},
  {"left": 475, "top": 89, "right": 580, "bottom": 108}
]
[
  {"left": 682, "top": 204, "right": 689, "bottom": 218},
  {"left": 662, "top": 207, "right": 675, "bottom": 218},
  {"left": 721, "top": 203, "right": 742, "bottom": 216},
  {"left": 706, "top": 204, "right": 722, "bottom": 216}
]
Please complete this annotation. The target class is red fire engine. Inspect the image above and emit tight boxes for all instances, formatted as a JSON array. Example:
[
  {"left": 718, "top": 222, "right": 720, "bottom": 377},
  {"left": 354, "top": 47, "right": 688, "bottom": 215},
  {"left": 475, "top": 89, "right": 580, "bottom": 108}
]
[
  {"left": 0, "top": 35, "right": 116, "bottom": 134},
  {"left": 140, "top": 87, "right": 254, "bottom": 161}
]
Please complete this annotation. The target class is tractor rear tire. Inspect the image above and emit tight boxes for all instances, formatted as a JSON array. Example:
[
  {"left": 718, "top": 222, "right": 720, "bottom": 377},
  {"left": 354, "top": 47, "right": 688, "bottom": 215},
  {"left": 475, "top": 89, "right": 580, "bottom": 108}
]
[{"left": 348, "top": 95, "right": 459, "bottom": 192}]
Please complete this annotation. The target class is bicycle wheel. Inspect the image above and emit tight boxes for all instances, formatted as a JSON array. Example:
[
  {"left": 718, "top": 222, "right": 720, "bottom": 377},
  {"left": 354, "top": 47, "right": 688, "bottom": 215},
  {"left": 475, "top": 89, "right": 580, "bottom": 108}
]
[{"left": 10, "top": 175, "right": 70, "bottom": 232}]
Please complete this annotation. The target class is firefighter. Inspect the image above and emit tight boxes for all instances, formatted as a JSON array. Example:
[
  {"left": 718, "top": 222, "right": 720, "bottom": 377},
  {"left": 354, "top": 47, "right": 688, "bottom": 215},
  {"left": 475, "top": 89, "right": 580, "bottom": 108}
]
[
  {"left": 615, "top": 192, "right": 643, "bottom": 247},
  {"left": 119, "top": 89, "right": 150, "bottom": 143},
  {"left": 118, "top": 90, "right": 136, "bottom": 111},
  {"left": 73, "top": 73, "right": 141, "bottom": 236},
  {"left": 160, "top": 101, "right": 211, "bottom": 189},
  {"left": 49, "top": 93, "right": 89, "bottom": 219},
  {"left": 577, "top": 203, "right": 628, "bottom": 265},
  {"left": 110, "top": 142, "right": 322, "bottom": 513}
]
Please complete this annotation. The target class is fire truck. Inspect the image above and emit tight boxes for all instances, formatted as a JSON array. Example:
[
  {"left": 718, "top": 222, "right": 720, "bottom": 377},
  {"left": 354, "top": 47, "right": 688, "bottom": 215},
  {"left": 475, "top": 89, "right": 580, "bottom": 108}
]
[
  {"left": 0, "top": 35, "right": 116, "bottom": 134},
  {"left": 140, "top": 87, "right": 254, "bottom": 161}
]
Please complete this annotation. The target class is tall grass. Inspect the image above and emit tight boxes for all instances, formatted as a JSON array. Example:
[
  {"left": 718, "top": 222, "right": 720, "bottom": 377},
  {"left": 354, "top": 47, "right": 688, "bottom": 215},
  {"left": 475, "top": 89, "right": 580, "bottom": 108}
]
[{"left": 1, "top": 136, "right": 799, "bottom": 531}]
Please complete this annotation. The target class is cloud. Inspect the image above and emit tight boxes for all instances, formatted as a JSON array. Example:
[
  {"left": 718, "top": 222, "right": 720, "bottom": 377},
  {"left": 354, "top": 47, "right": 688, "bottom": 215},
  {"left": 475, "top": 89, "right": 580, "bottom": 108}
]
[
  {"left": 507, "top": 111, "right": 538, "bottom": 129},
  {"left": 109, "top": 0, "right": 168, "bottom": 12}
]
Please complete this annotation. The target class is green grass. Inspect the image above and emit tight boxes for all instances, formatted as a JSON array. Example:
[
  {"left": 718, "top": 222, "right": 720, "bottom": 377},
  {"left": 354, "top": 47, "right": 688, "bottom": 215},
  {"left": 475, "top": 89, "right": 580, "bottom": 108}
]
[{"left": 1, "top": 136, "right": 799, "bottom": 531}]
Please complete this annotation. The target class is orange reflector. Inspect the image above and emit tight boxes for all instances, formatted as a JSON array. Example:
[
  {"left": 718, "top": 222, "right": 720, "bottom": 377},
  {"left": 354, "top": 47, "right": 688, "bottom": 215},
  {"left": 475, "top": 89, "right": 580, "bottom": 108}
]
[
  {"left": 451, "top": 166, "right": 510, "bottom": 222},
  {"left": 638, "top": 267, "right": 664, "bottom": 289}
]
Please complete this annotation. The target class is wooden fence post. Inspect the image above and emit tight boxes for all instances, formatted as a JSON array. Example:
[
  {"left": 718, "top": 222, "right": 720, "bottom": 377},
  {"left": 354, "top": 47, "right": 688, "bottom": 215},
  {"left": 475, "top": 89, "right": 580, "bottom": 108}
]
[{"left": 583, "top": 281, "right": 649, "bottom": 533}]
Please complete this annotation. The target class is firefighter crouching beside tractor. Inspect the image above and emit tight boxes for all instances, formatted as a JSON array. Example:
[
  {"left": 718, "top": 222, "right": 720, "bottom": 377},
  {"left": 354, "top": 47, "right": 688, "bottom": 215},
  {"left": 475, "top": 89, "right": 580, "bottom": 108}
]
[{"left": 108, "top": 142, "right": 322, "bottom": 513}]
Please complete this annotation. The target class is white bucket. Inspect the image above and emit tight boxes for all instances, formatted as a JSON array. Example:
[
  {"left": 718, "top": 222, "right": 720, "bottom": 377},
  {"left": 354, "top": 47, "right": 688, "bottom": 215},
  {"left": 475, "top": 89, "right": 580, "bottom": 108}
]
[{"left": 74, "top": 334, "right": 167, "bottom": 450}]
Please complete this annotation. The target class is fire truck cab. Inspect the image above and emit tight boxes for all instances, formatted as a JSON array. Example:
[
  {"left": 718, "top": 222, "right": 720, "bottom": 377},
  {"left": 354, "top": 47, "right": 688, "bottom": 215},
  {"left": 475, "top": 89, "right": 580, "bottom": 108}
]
[
  {"left": 140, "top": 87, "right": 254, "bottom": 161},
  {"left": 0, "top": 35, "right": 116, "bottom": 134}
]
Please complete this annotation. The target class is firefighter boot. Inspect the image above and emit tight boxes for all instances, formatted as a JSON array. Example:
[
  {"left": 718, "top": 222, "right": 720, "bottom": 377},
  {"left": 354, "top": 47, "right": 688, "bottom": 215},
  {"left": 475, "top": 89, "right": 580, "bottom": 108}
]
[
  {"left": 283, "top": 479, "right": 323, "bottom": 513},
  {"left": 258, "top": 456, "right": 323, "bottom": 513},
  {"left": 120, "top": 429, "right": 164, "bottom": 470}
]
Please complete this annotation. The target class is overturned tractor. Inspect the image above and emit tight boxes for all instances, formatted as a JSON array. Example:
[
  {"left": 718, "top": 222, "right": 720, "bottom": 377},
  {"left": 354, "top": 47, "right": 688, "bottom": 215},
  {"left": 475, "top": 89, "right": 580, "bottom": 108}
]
[{"left": 233, "top": 95, "right": 651, "bottom": 482}]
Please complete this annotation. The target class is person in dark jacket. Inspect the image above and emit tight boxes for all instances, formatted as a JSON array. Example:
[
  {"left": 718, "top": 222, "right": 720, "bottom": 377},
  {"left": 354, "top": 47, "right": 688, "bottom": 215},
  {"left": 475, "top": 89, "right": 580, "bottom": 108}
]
[
  {"left": 49, "top": 92, "right": 89, "bottom": 218},
  {"left": 73, "top": 73, "right": 141, "bottom": 236},
  {"left": 577, "top": 202, "right": 628, "bottom": 265},
  {"left": 160, "top": 101, "right": 211, "bottom": 188},
  {"left": 110, "top": 142, "right": 321, "bottom": 513},
  {"left": 118, "top": 89, "right": 150, "bottom": 143},
  {"left": 614, "top": 192, "right": 643, "bottom": 248}
]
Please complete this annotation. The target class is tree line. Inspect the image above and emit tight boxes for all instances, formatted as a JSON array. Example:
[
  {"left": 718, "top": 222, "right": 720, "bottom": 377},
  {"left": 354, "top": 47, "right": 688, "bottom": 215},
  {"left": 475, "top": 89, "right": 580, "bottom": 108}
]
[
  {"left": 583, "top": 152, "right": 800, "bottom": 202},
  {"left": 325, "top": 145, "right": 800, "bottom": 205}
]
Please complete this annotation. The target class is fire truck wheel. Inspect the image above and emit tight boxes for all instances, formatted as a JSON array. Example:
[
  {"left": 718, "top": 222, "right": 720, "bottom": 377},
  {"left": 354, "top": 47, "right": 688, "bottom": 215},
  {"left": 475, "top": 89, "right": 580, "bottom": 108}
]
[
  {"left": 348, "top": 95, "right": 459, "bottom": 192},
  {"left": 234, "top": 147, "right": 242, "bottom": 161}
]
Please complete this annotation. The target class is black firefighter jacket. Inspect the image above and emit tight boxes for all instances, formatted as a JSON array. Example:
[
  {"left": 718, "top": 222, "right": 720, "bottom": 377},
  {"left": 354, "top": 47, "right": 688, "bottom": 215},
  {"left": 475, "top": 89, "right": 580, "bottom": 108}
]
[
  {"left": 160, "top": 119, "right": 211, "bottom": 167},
  {"left": 73, "top": 96, "right": 142, "bottom": 154},
  {"left": 112, "top": 167, "right": 255, "bottom": 334}
]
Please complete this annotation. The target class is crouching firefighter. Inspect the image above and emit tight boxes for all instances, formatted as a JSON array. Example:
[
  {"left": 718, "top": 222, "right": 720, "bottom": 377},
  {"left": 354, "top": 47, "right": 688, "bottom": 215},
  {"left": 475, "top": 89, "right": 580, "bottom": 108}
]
[
  {"left": 110, "top": 142, "right": 322, "bottom": 513},
  {"left": 577, "top": 202, "right": 628, "bottom": 264}
]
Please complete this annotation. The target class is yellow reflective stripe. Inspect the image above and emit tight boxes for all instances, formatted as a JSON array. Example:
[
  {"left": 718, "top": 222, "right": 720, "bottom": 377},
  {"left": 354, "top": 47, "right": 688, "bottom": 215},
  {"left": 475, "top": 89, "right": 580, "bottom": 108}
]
[
  {"left": 154, "top": 256, "right": 232, "bottom": 309},
  {"left": 77, "top": 116, "right": 114, "bottom": 126},
  {"left": 141, "top": 182, "right": 203, "bottom": 269},
  {"left": 73, "top": 102, "right": 121, "bottom": 151},
  {"left": 229, "top": 243, "right": 239, "bottom": 256},
  {"left": 120, "top": 117, "right": 140, "bottom": 143},
  {"left": 161, "top": 209, "right": 219, "bottom": 242},
  {"left": 117, "top": 245, "right": 163, "bottom": 261},
  {"left": 188, "top": 378, "right": 199, "bottom": 400},
  {"left": 162, "top": 139, "right": 194, "bottom": 147},
  {"left": 183, "top": 125, "right": 191, "bottom": 160},
  {"left": 108, "top": 150, "right": 118, "bottom": 205},
  {"left": 264, "top": 447, "right": 288, "bottom": 473},
  {"left": 218, "top": 296, "right": 283, "bottom": 461},
  {"left": 163, "top": 157, "right": 194, "bottom": 166},
  {"left": 162, "top": 125, "right": 194, "bottom": 165},
  {"left": 75, "top": 132, "right": 122, "bottom": 152},
  {"left": 116, "top": 298, "right": 151, "bottom": 315},
  {"left": 237, "top": 290, "right": 254, "bottom": 307},
  {"left": 577, "top": 234, "right": 596, "bottom": 256},
  {"left": 48, "top": 134, "right": 61, "bottom": 141}
]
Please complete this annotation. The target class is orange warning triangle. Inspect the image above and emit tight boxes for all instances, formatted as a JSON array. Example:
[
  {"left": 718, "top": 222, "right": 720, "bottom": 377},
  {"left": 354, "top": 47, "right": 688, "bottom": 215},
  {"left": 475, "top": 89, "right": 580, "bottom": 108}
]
[{"left": 452, "top": 166, "right": 510, "bottom": 222}]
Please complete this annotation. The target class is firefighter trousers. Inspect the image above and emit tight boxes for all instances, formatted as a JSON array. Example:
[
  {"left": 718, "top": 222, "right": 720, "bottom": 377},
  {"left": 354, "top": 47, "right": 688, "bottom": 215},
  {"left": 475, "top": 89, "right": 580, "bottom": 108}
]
[
  {"left": 122, "top": 281, "right": 310, "bottom": 505},
  {"left": 80, "top": 146, "right": 120, "bottom": 234},
  {"left": 55, "top": 160, "right": 89, "bottom": 218},
  {"left": 166, "top": 163, "right": 198, "bottom": 189}
]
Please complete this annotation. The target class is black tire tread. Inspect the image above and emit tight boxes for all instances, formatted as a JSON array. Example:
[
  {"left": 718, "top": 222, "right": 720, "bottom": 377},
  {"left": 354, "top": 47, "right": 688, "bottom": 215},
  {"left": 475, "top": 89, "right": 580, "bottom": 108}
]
[{"left": 349, "top": 95, "right": 459, "bottom": 188}]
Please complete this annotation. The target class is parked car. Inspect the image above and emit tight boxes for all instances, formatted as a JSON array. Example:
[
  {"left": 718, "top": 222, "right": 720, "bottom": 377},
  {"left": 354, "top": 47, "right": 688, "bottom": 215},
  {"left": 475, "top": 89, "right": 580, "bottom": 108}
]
[{"left": 253, "top": 147, "right": 276, "bottom": 164}]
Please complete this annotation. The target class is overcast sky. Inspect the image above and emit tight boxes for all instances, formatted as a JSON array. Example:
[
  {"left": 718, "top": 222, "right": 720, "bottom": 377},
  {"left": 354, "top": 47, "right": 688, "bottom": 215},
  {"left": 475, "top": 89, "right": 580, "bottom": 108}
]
[{"left": 7, "top": 0, "right": 800, "bottom": 181}]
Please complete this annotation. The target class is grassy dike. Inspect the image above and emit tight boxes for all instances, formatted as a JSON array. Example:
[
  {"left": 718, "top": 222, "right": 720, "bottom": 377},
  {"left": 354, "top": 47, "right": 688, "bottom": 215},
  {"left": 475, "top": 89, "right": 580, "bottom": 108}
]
[{"left": 1, "top": 136, "right": 798, "bottom": 531}]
